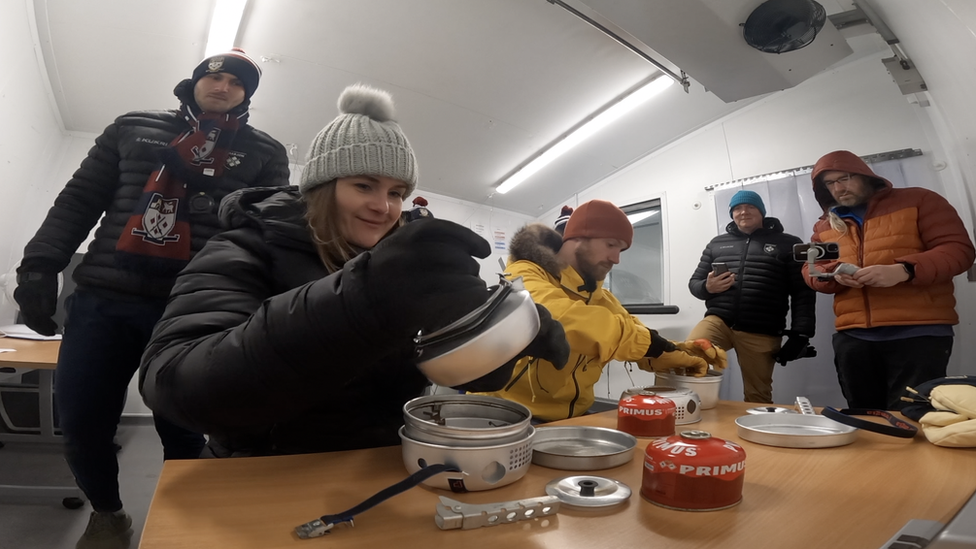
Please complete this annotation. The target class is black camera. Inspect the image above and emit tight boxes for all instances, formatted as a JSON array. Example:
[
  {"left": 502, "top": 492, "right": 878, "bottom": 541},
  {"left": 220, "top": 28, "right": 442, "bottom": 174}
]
[{"left": 792, "top": 242, "right": 839, "bottom": 262}]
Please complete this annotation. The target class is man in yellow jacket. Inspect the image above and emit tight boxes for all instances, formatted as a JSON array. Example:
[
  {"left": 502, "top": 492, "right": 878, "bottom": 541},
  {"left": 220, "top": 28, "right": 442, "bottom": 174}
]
[{"left": 485, "top": 200, "right": 726, "bottom": 421}]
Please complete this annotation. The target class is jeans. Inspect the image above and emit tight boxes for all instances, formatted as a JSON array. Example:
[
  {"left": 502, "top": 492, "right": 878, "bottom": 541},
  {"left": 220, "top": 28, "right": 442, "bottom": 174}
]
[
  {"left": 55, "top": 290, "right": 206, "bottom": 512},
  {"left": 832, "top": 331, "right": 952, "bottom": 410}
]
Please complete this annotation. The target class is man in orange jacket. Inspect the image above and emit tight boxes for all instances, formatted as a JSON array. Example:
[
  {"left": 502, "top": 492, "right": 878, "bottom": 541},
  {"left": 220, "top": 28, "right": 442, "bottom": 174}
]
[{"left": 805, "top": 150, "right": 975, "bottom": 410}]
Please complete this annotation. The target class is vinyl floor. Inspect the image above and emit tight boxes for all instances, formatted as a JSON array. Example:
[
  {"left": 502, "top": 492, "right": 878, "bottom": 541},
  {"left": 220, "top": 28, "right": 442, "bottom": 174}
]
[{"left": 0, "top": 418, "right": 162, "bottom": 549}]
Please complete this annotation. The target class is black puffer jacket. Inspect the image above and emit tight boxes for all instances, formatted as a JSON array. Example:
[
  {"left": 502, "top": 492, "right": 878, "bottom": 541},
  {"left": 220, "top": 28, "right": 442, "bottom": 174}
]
[
  {"left": 19, "top": 109, "right": 289, "bottom": 300},
  {"left": 688, "top": 217, "right": 816, "bottom": 337},
  {"left": 139, "top": 187, "right": 429, "bottom": 457}
]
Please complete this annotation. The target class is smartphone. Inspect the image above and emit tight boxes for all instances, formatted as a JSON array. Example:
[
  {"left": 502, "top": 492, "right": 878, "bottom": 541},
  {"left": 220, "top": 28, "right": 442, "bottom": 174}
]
[
  {"left": 711, "top": 262, "right": 729, "bottom": 275},
  {"left": 793, "top": 242, "right": 840, "bottom": 262}
]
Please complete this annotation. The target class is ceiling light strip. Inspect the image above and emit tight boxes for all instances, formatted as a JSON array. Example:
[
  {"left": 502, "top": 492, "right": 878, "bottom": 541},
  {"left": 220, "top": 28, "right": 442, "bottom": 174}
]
[
  {"left": 496, "top": 75, "right": 673, "bottom": 194},
  {"left": 205, "top": 0, "right": 248, "bottom": 56}
]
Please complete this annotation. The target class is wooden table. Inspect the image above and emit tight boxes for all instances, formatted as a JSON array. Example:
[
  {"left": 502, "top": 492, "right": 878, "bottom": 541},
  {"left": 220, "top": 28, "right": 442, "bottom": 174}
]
[
  {"left": 0, "top": 337, "right": 83, "bottom": 504},
  {"left": 140, "top": 402, "right": 976, "bottom": 549},
  {"left": 0, "top": 338, "right": 61, "bottom": 443}
]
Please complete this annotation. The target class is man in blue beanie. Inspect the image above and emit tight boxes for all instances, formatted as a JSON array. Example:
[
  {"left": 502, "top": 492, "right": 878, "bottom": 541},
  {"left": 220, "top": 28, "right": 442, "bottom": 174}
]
[{"left": 687, "top": 190, "right": 817, "bottom": 403}]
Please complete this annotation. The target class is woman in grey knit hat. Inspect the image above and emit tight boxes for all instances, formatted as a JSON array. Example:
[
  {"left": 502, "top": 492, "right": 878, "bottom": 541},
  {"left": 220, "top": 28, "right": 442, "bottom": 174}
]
[{"left": 138, "top": 84, "right": 568, "bottom": 457}]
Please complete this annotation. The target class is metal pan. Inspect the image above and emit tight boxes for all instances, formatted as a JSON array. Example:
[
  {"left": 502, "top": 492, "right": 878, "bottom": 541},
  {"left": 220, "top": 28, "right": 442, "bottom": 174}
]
[
  {"left": 532, "top": 426, "right": 637, "bottom": 470},
  {"left": 735, "top": 397, "right": 858, "bottom": 448}
]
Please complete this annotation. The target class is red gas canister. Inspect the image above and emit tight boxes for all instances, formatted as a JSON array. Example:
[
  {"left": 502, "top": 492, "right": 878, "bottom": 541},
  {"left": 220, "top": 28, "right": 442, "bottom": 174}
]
[
  {"left": 617, "top": 391, "right": 676, "bottom": 437},
  {"left": 641, "top": 430, "right": 746, "bottom": 511}
]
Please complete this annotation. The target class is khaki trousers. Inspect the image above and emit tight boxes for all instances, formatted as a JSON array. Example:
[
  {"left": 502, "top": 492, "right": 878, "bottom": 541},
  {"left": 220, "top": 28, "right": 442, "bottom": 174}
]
[{"left": 688, "top": 315, "right": 781, "bottom": 404}]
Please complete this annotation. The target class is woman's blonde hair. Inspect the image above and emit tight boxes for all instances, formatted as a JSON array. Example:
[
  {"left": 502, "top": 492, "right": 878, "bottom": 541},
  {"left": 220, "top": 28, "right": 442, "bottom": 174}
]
[
  {"left": 304, "top": 181, "right": 402, "bottom": 273},
  {"left": 828, "top": 211, "right": 849, "bottom": 236}
]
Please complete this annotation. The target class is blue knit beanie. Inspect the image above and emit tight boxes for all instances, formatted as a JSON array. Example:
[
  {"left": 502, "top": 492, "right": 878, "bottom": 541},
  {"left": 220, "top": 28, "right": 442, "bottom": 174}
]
[{"left": 728, "top": 190, "right": 766, "bottom": 218}]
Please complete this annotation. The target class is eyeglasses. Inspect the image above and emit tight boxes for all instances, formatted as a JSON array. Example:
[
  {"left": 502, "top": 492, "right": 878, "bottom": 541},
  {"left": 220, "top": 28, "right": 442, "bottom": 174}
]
[{"left": 822, "top": 173, "right": 855, "bottom": 187}]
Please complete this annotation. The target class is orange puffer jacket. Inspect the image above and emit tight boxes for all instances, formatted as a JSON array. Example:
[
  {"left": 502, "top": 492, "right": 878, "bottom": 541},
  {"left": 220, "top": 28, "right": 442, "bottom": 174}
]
[{"left": 805, "top": 151, "right": 975, "bottom": 330}]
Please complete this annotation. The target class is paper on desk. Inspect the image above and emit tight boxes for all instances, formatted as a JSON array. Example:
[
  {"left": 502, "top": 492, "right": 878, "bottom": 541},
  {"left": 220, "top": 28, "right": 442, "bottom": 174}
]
[
  {"left": 0, "top": 349, "right": 16, "bottom": 353},
  {"left": 0, "top": 324, "right": 62, "bottom": 341}
]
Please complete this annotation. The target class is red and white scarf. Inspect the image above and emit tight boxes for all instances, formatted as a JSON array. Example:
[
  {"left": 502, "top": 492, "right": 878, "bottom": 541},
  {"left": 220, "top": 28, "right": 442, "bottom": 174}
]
[{"left": 115, "top": 104, "right": 244, "bottom": 275}]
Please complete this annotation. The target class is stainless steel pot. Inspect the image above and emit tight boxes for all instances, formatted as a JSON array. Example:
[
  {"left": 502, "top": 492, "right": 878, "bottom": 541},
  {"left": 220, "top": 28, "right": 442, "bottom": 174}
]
[
  {"left": 399, "top": 426, "right": 535, "bottom": 492},
  {"left": 735, "top": 397, "right": 858, "bottom": 448},
  {"left": 414, "top": 277, "right": 539, "bottom": 387},
  {"left": 654, "top": 371, "right": 723, "bottom": 409},
  {"left": 402, "top": 394, "right": 532, "bottom": 447}
]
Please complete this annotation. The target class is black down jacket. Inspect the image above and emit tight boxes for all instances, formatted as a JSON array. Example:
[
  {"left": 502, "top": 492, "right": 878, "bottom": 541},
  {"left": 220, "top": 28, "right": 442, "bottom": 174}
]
[
  {"left": 688, "top": 217, "right": 816, "bottom": 337},
  {"left": 19, "top": 109, "right": 289, "bottom": 300},
  {"left": 139, "top": 187, "right": 429, "bottom": 457}
]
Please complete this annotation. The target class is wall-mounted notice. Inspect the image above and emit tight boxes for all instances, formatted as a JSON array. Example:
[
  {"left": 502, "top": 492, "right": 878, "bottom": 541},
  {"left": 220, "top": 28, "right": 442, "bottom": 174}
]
[{"left": 492, "top": 228, "right": 507, "bottom": 252}]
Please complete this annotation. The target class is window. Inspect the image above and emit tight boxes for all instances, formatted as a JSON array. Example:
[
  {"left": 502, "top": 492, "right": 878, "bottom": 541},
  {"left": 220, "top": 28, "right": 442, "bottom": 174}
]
[{"left": 605, "top": 198, "right": 665, "bottom": 307}]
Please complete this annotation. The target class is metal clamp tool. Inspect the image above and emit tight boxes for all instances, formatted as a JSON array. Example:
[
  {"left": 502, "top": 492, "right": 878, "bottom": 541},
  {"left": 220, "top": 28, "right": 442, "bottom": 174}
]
[
  {"left": 435, "top": 495, "right": 560, "bottom": 530},
  {"left": 795, "top": 396, "right": 815, "bottom": 415}
]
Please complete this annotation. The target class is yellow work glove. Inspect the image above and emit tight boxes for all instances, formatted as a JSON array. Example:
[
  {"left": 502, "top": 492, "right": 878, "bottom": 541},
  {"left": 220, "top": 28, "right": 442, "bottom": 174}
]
[
  {"left": 919, "top": 385, "right": 976, "bottom": 447},
  {"left": 930, "top": 384, "right": 976, "bottom": 417},
  {"left": 673, "top": 339, "right": 728, "bottom": 372},
  {"left": 638, "top": 340, "right": 726, "bottom": 378}
]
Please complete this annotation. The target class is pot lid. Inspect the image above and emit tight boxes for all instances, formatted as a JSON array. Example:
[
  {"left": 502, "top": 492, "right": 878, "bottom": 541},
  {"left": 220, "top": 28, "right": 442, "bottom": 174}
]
[
  {"left": 545, "top": 476, "right": 631, "bottom": 508},
  {"left": 746, "top": 406, "right": 797, "bottom": 415},
  {"left": 414, "top": 276, "right": 516, "bottom": 352}
]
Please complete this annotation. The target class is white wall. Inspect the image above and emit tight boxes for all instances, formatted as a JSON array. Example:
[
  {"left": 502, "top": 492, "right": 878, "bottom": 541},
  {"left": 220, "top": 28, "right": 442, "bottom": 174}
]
[
  {"left": 550, "top": 49, "right": 973, "bottom": 407},
  {"left": 0, "top": 0, "right": 72, "bottom": 323},
  {"left": 407, "top": 191, "right": 536, "bottom": 284}
]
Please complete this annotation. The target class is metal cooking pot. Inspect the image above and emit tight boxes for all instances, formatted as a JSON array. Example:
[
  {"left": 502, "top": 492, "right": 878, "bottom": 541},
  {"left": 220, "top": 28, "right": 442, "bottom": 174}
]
[
  {"left": 402, "top": 395, "right": 532, "bottom": 447},
  {"left": 399, "top": 426, "right": 535, "bottom": 492},
  {"left": 735, "top": 397, "right": 858, "bottom": 448},
  {"left": 414, "top": 277, "right": 539, "bottom": 387}
]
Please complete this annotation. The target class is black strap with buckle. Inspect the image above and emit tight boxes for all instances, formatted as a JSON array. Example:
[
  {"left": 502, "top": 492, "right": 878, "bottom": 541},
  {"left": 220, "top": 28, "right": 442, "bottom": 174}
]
[
  {"left": 294, "top": 463, "right": 462, "bottom": 539},
  {"left": 821, "top": 407, "right": 918, "bottom": 438}
]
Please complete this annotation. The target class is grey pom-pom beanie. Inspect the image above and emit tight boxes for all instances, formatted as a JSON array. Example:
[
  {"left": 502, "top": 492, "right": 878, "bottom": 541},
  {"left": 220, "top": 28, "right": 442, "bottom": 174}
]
[{"left": 300, "top": 83, "right": 418, "bottom": 196}]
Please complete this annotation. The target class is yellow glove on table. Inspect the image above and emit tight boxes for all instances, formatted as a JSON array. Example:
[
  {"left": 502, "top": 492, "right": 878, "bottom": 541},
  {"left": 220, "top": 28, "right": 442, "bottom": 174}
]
[
  {"left": 919, "top": 385, "right": 976, "bottom": 447},
  {"left": 930, "top": 385, "right": 976, "bottom": 417},
  {"left": 672, "top": 339, "right": 728, "bottom": 372}
]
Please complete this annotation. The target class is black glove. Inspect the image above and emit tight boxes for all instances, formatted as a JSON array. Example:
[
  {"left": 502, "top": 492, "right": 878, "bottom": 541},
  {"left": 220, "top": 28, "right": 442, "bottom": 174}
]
[
  {"left": 364, "top": 219, "right": 492, "bottom": 341},
  {"left": 774, "top": 333, "right": 813, "bottom": 366},
  {"left": 454, "top": 303, "right": 569, "bottom": 392},
  {"left": 644, "top": 329, "right": 677, "bottom": 358},
  {"left": 13, "top": 271, "right": 59, "bottom": 336}
]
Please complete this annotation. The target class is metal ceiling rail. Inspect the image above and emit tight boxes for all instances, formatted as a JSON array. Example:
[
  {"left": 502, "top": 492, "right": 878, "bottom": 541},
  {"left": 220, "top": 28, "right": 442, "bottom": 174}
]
[
  {"left": 704, "top": 148, "right": 923, "bottom": 191},
  {"left": 546, "top": 0, "right": 690, "bottom": 93}
]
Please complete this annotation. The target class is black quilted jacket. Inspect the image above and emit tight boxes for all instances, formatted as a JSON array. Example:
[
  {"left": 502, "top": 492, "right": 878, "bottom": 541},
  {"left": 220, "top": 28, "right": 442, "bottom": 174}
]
[
  {"left": 140, "top": 187, "right": 428, "bottom": 457},
  {"left": 688, "top": 217, "right": 816, "bottom": 337},
  {"left": 19, "top": 109, "right": 289, "bottom": 300}
]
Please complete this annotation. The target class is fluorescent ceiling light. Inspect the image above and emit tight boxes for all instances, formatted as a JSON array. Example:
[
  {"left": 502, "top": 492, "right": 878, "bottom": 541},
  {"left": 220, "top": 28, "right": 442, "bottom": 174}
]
[
  {"left": 626, "top": 210, "right": 659, "bottom": 225},
  {"left": 496, "top": 75, "right": 674, "bottom": 194},
  {"left": 205, "top": 0, "right": 248, "bottom": 57}
]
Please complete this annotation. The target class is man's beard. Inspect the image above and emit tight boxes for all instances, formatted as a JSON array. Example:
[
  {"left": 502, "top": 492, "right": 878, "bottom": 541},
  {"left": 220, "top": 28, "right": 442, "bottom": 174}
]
[{"left": 575, "top": 248, "right": 612, "bottom": 283}]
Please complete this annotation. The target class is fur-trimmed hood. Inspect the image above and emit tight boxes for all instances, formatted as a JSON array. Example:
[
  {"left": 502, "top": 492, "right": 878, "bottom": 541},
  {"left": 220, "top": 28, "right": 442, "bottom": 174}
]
[{"left": 509, "top": 223, "right": 565, "bottom": 279}]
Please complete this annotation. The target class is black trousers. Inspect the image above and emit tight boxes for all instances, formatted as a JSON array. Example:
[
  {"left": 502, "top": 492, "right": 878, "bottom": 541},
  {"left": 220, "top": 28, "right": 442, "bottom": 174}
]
[
  {"left": 831, "top": 331, "right": 952, "bottom": 410},
  {"left": 56, "top": 290, "right": 206, "bottom": 512}
]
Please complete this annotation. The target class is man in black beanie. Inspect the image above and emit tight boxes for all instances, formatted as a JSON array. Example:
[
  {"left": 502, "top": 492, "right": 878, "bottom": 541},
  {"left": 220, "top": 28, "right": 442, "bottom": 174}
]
[{"left": 14, "top": 48, "right": 288, "bottom": 548}]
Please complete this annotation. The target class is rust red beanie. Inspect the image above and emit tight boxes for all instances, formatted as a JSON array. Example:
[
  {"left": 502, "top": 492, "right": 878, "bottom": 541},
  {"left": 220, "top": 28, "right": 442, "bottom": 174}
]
[{"left": 562, "top": 200, "right": 633, "bottom": 249}]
